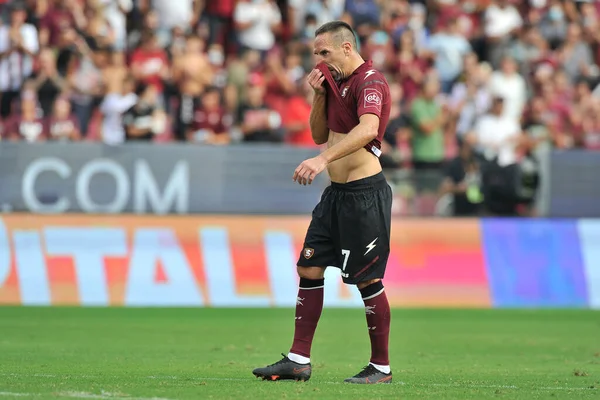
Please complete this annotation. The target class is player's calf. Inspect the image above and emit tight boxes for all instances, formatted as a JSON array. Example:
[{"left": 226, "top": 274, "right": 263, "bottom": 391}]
[{"left": 347, "top": 280, "right": 392, "bottom": 383}]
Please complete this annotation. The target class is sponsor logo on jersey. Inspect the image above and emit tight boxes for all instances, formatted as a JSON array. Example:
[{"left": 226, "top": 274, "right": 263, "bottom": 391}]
[{"left": 364, "top": 88, "right": 382, "bottom": 106}]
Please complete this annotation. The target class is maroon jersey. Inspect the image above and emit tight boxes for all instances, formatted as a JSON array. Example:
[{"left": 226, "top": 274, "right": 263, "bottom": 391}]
[
  {"left": 192, "top": 107, "right": 232, "bottom": 134},
  {"left": 40, "top": 7, "right": 76, "bottom": 47},
  {"left": 205, "top": 0, "right": 235, "bottom": 17},
  {"left": 7, "top": 116, "right": 45, "bottom": 142},
  {"left": 47, "top": 116, "right": 79, "bottom": 140},
  {"left": 324, "top": 60, "right": 391, "bottom": 157}
]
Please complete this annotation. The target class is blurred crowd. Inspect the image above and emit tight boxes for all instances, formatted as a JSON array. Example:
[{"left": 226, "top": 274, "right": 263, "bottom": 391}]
[{"left": 1, "top": 0, "right": 600, "bottom": 162}]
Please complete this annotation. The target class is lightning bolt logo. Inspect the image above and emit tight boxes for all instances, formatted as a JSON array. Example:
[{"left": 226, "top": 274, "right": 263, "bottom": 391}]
[
  {"left": 364, "top": 237, "right": 378, "bottom": 255},
  {"left": 365, "top": 69, "right": 376, "bottom": 79}
]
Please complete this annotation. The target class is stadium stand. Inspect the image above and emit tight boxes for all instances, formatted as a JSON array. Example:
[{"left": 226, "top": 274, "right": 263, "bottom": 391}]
[{"left": 0, "top": 0, "right": 598, "bottom": 215}]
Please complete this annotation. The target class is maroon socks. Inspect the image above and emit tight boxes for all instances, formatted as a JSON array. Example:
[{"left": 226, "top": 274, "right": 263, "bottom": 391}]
[
  {"left": 288, "top": 278, "right": 324, "bottom": 363},
  {"left": 360, "top": 281, "right": 391, "bottom": 371},
  {"left": 288, "top": 278, "right": 391, "bottom": 373}
]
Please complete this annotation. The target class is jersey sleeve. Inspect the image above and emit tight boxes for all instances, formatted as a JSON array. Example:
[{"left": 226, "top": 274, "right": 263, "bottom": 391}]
[{"left": 356, "top": 76, "right": 388, "bottom": 119}]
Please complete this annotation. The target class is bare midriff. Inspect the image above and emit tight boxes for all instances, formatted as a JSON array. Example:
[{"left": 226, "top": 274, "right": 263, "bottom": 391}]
[{"left": 326, "top": 131, "right": 382, "bottom": 184}]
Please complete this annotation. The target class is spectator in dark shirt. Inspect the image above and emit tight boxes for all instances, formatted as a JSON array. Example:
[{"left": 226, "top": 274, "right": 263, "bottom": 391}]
[
  {"left": 439, "top": 140, "right": 484, "bottom": 217},
  {"left": 236, "top": 73, "right": 283, "bottom": 143},
  {"left": 23, "top": 0, "right": 49, "bottom": 28},
  {"left": 29, "top": 48, "right": 68, "bottom": 116},
  {"left": 123, "top": 82, "right": 164, "bottom": 141},
  {"left": 174, "top": 78, "right": 201, "bottom": 142},
  {"left": 188, "top": 86, "right": 232, "bottom": 145}
]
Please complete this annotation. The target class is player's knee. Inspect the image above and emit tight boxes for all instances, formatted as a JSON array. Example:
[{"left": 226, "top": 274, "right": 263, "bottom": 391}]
[
  {"left": 296, "top": 266, "right": 325, "bottom": 280},
  {"left": 356, "top": 278, "right": 381, "bottom": 290}
]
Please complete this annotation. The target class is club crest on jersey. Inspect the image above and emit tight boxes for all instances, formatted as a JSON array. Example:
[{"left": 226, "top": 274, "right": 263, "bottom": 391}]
[
  {"left": 364, "top": 88, "right": 382, "bottom": 108},
  {"left": 303, "top": 248, "right": 315, "bottom": 259},
  {"left": 341, "top": 86, "right": 349, "bottom": 97}
]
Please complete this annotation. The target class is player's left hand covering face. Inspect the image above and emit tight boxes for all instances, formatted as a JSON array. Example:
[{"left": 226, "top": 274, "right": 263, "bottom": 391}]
[{"left": 316, "top": 62, "right": 347, "bottom": 111}]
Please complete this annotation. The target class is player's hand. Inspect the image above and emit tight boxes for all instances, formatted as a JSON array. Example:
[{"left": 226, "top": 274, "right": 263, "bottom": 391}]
[
  {"left": 307, "top": 69, "right": 326, "bottom": 95},
  {"left": 293, "top": 155, "right": 328, "bottom": 185}
]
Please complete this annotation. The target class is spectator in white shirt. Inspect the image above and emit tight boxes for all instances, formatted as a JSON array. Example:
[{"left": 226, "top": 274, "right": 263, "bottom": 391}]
[
  {"left": 426, "top": 19, "right": 472, "bottom": 93},
  {"left": 468, "top": 96, "right": 524, "bottom": 167},
  {"left": 234, "top": 0, "right": 282, "bottom": 55},
  {"left": 99, "top": 66, "right": 137, "bottom": 145},
  {"left": 97, "top": 0, "right": 133, "bottom": 52},
  {"left": 484, "top": 0, "right": 523, "bottom": 68},
  {"left": 150, "top": 0, "right": 199, "bottom": 32},
  {"left": 288, "top": 0, "right": 342, "bottom": 37},
  {"left": 449, "top": 62, "right": 492, "bottom": 142},
  {"left": 0, "top": 2, "right": 38, "bottom": 118},
  {"left": 488, "top": 56, "right": 527, "bottom": 121}
]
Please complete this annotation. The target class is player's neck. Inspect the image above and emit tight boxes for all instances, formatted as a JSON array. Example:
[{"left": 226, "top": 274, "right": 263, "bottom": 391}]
[{"left": 344, "top": 56, "right": 366, "bottom": 79}]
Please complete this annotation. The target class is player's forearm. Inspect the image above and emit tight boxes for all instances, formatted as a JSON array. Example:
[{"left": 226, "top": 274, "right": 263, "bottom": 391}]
[
  {"left": 320, "top": 122, "right": 377, "bottom": 164},
  {"left": 309, "top": 93, "right": 328, "bottom": 145}
]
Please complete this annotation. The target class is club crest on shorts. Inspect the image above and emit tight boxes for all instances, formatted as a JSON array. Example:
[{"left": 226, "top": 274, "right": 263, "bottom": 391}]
[
  {"left": 341, "top": 86, "right": 349, "bottom": 97},
  {"left": 303, "top": 247, "right": 315, "bottom": 259}
]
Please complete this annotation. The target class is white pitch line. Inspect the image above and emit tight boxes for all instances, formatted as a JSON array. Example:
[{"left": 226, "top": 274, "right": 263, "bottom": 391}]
[
  {"left": 1, "top": 373, "right": 596, "bottom": 392},
  {"left": 59, "top": 392, "right": 172, "bottom": 400},
  {"left": 0, "top": 391, "right": 171, "bottom": 400}
]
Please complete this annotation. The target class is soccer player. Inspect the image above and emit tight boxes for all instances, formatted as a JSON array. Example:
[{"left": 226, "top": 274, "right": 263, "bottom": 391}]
[{"left": 252, "top": 21, "right": 393, "bottom": 384}]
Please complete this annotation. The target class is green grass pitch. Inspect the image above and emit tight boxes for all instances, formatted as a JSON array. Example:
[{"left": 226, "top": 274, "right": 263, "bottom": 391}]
[{"left": 0, "top": 307, "right": 598, "bottom": 399}]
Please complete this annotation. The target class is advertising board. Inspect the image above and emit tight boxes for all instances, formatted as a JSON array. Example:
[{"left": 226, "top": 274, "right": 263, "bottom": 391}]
[{"left": 1, "top": 216, "right": 597, "bottom": 308}]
